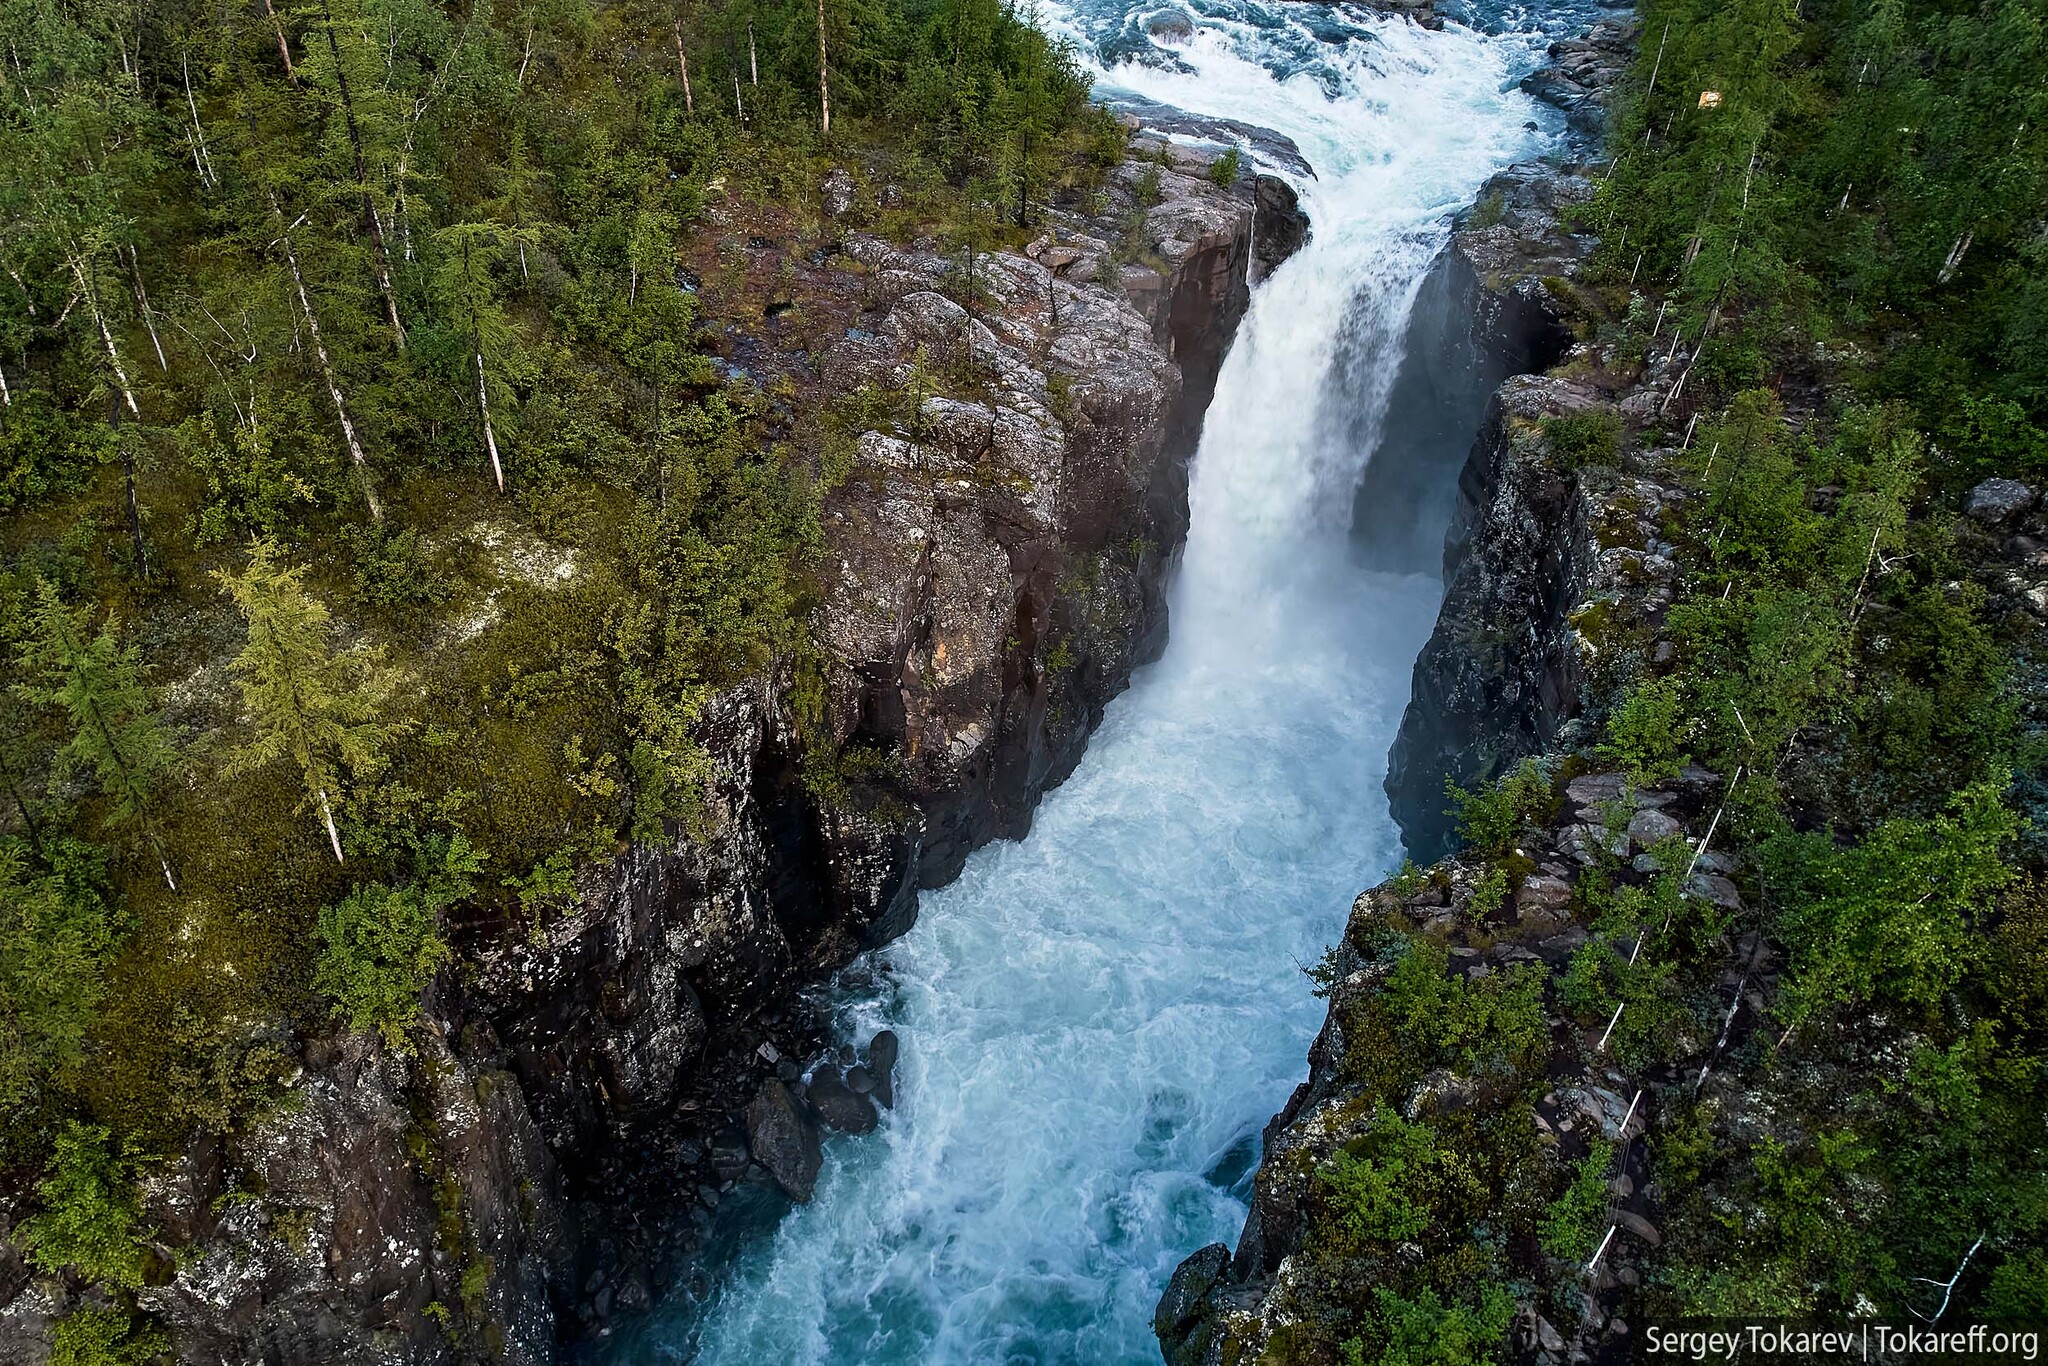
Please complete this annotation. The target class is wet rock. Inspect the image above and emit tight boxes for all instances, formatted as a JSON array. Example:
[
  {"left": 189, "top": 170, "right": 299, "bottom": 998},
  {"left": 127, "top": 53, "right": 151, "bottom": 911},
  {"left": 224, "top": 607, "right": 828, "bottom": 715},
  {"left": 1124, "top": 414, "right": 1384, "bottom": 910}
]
[
  {"left": 1146, "top": 8, "right": 1194, "bottom": 41},
  {"left": 1252, "top": 175, "right": 1311, "bottom": 283},
  {"left": 1966, "top": 478, "right": 2038, "bottom": 524},
  {"left": 744, "top": 1079, "right": 823, "bottom": 1203},
  {"left": 1156, "top": 1241, "right": 1230, "bottom": 1352},
  {"left": 845, "top": 1065, "right": 875, "bottom": 1094},
  {"left": 866, "top": 1030, "right": 900, "bottom": 1109},
  {"left": 805, "top": 1068, "right": 879, "bottom": 1135}
]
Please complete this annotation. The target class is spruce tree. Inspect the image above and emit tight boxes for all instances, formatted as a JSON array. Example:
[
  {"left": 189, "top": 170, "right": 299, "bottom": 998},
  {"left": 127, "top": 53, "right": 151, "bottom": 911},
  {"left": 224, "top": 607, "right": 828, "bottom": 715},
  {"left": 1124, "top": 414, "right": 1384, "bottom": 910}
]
[
  {"left": 215, "top": 541, "right": 391, "bottom": 863},
  {"left": 15, "top": 583, "right": 178, "bottom": 890}
]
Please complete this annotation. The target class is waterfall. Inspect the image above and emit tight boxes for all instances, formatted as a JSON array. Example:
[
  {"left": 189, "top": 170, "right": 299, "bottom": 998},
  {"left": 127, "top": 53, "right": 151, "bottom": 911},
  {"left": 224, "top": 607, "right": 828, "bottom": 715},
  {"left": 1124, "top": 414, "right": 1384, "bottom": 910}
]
[{"left": 618, "top": 5, "right": 1579, "bottom": 1362}]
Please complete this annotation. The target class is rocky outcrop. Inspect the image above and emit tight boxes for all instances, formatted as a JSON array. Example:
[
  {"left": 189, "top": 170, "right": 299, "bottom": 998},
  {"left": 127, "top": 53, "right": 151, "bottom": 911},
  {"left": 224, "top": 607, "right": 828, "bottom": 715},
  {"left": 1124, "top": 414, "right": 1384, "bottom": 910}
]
[
  {"left": 28, "top": 145, "right": 1295, "bottom": 1366},
  {"left": 138, "top": 1027, "right": 567, "bottom": 1366},
  {"left": 1381, "top": 160, "right": 1602, "bottom": 859},
  {"left": 1519, "top": 18, "right": 1636, "bottom": 137},
  {"left": 1348, "top": 165, "right": 1582, "bottom": 574},
  {"left": 1157, "top": 763, "right": 1747, "bottom": 1366}
]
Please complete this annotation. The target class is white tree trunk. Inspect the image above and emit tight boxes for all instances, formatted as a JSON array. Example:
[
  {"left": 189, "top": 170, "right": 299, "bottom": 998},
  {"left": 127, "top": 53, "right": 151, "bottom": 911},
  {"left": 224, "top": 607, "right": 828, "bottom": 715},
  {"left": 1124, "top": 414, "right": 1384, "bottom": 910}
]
[
  {"left": 477, "top": 351, "right": 504, "bottom": 492},
  {"left": 278, "top": 226, "right": 383, "bottom": 521},
  {"left": 318, "top": 786, "right": 345, "bottom": 863},
  {"left": 816, "top": 0, "right": 831, "bottom": 136},
  {"left": 675, "top": 22, "right": 693, "bottom": 113},
  {"left": 68, "top": 257, "right": 141, "bottom": 421}
]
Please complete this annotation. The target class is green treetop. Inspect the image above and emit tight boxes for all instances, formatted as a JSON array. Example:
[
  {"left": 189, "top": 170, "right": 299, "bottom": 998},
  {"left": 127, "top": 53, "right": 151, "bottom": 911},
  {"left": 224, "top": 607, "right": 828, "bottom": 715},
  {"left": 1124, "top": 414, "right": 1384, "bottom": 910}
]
[
  {"left": 216, "top": 540, "right": 393, "bottom": 863},
  {"left": 16, "top": 583, "right": 179, "bottom": 890}
]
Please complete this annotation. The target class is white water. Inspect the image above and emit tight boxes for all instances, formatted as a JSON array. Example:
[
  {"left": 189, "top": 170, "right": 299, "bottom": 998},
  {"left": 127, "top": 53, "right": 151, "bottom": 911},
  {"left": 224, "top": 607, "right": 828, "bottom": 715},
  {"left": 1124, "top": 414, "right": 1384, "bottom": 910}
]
[{"left": 624, "top": 7, "right": 1576, "bottom": 1362}]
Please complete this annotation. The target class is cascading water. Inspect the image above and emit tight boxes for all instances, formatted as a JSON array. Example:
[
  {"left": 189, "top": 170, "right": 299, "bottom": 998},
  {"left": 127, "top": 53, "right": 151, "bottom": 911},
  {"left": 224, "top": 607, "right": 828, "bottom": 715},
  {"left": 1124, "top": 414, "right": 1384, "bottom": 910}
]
[{"left": 620, "top": 4, "right": 1592, "bottom": 1361}]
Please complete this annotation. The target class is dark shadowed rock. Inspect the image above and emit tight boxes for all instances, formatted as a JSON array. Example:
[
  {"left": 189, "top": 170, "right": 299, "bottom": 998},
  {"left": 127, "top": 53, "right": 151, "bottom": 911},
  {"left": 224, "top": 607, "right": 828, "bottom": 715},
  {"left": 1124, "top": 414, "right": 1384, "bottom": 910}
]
[
  {"left": 806, "top": 1068, "right": 880, "bottom": 1134},
  {"left": 866, "top": 1030, "right": 900, "bottom": 1109},
  {"left": 1966, "top": 477, "right": 2038, "bottom": 524},
  {"left": 1252, "top": 175, "right": 1311, "bottom": 283},
  {"left": 745, "top": 1079, "right": 823, "bottom": 1202}
]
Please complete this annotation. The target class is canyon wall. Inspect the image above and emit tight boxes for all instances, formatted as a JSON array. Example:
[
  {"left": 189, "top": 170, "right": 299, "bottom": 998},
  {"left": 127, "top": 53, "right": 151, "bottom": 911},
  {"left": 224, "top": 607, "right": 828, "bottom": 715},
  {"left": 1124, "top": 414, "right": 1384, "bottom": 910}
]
[{"left": 0, "top": 150, "right": 1295, "bottom": 1366}]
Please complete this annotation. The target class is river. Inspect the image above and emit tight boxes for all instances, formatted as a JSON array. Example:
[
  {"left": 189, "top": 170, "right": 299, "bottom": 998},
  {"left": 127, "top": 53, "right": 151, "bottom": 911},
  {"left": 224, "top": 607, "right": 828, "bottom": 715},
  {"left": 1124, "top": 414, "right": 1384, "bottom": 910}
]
[{"left": 619, "top": 3, "right": 1591, "bottom": 1360}]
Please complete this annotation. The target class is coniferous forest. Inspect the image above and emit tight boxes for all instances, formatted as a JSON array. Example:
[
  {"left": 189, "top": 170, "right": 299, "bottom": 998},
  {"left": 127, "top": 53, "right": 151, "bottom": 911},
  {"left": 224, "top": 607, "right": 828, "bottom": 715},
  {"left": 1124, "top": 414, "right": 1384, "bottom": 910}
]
[
  {"left": 1, "top": 0, "right": 1118, "bottom": 1356},
  {"left": 6, "top": 0, "right": 2048, "bottom": 1361}
]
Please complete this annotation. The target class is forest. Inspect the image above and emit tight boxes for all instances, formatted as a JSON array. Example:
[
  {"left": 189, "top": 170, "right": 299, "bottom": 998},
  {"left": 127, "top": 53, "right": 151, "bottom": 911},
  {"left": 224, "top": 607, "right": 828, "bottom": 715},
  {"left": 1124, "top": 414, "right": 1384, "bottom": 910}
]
[
  {"left": 1296, "top": 1, "right": 2048, "bottom": 1358},
  {"left": 0, "top": 0, "right": 1117, "bottom": 1357},
  {"left": 1580, "top": 0, "right": 2048, "bottom": 1327}
]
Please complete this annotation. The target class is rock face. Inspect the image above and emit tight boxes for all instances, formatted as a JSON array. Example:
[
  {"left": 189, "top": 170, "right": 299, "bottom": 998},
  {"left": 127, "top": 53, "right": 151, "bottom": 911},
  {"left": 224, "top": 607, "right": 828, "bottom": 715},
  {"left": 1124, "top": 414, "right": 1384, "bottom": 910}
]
[
  {"left": 13, "top": 150, "right": 1296, "bottom": 1366},
  {"left": 1252, "top": 175, "right": 1311, "bottom": 283},
  {"left": 1348, "top": 165, "right": 1583, "bottom": 573},
  {"left": 138, "top": 1028, "right": 567, "bottom": 1366},
  {"left": 1382, "top": 160, "right": 1606, "bottom": 859}
]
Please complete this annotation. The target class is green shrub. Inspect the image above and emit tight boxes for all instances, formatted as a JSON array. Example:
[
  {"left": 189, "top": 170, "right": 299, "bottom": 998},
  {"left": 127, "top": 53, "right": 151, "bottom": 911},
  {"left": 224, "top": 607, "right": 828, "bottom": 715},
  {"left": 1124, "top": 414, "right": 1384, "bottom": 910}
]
[
  {"left": 1539, "top": 1140, "right": 1614, "bottom": 1260},
  {"left": 1381, "top": 938, "right": 1549, "bottom": 1077},
  {"left": 18, "top": 1123, "right": 150, "bottom": 1289},
  {"left": 0, "top": 838, "right": 112, "bottom": 1112},
  {"left": 48, "top": 1307, "right": 167, "bottom": 1366},
  {"left": 1598, "top": 677, "right": 1694, "bottom": 786},
  {"left": 1341, "top": 1284, "right": 1514, "bottom": 1366},
  {"left": 1540, "top": 410, "right": 1622, "bottom": 469},
  {"left": 1318, "top": 1106, "right": 1438, "bottom": 1247},
  {"left": 1206, "top": 145, "right": 1242, "bottom": 188},
  {"left": 1447, "top": 759, "right": 1553, "bottom": 857},
  {"left": 314, "top": 834, "right": 481, "bottom": 1046}
]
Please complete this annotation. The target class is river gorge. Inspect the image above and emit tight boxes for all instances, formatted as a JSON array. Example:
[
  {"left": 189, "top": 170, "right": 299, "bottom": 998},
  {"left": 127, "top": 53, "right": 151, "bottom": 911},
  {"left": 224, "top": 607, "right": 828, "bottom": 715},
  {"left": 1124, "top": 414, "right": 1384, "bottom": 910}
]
[{"left": 618, "top": 2, "right": 1606, "bottom": 1360}]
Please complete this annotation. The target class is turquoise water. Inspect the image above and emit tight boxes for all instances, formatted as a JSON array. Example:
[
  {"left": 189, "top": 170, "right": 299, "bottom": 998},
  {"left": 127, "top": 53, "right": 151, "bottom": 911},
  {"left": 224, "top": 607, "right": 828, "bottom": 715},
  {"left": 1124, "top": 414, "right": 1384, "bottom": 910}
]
[{"left": 621, "top": 4, "right": 1590, "bottom": 1361}]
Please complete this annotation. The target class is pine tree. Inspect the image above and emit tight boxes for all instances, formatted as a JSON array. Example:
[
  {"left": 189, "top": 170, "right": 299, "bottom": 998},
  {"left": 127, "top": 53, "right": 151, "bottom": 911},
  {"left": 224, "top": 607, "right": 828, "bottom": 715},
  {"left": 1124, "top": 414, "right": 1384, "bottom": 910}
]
[
  {"left": 215, "top": 540, "right": 391, "bottom": 863},
  {"left": 15, "top": 583, "right": 178, "bottom": 890}
]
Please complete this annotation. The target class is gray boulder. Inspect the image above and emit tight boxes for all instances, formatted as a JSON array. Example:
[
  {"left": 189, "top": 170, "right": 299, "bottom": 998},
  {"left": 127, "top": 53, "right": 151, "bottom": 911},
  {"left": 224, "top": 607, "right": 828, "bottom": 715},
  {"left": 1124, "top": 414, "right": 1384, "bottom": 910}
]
[{"left": 1965, "top": 478, "right": 2038, "bottom": 524}]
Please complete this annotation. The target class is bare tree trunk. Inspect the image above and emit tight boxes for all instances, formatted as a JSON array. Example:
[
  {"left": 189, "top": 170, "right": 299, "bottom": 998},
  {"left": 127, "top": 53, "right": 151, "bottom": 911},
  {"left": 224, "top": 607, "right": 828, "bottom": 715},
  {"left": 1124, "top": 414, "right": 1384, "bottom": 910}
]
[
  {"left": 125, "top": 246, "right": 167, "bottom": 372},
  {"left": 749, "top": 23, "right": 758, "bottom": 85},
  {"left": 69, "top": 257, "right": 142, "bottom": 421},
  {"left": 733, "top": 73, "right": 746, "bottom": 125},
  {"left": 674, "top": 21, "right": 693, "bottom": 113},
  {"left": 278, "top": 224, "right": 383, "bottom": 522},
  {"left": 182, "top": 51, "right": 218, "bottom": 188},
  {"left": 477, "top": 352, "right": 504, "bottom": 492},
  {"left": 320, "top": 4, "right": 407, "bottom": 350},
  {"left": 518, "top": 25, "right": 534, "bottom": 84},
  {"left": 263, "top": 0, "right": 296, "bottom": 78},
  {"left": 318, "top": 785, "right": 345, "bottom": 862},
  {"left": 0, "top": 362, "right": 11, "bottom": 409},
  {"left": 816, "top": 0, "right": 831, "bottom": 136}
]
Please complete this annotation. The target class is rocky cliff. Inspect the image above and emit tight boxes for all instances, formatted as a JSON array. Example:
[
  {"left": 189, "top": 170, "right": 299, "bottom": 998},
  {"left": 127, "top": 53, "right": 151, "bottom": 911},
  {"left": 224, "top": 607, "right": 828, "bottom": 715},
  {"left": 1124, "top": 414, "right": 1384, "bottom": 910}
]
[
  {"left": 1382, "top": 15, "right": 1634, "bottom": 858},
  {"left": 0, "top": 143, "right": 1291, "bottom": 1366}
]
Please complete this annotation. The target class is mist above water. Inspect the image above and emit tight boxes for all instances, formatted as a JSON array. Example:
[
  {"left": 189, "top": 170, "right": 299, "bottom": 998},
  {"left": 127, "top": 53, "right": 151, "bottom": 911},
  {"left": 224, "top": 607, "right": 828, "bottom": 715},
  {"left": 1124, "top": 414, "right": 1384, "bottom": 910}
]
[{"left": 620, "top": 6, "right": 1578, "bottom": 1362}]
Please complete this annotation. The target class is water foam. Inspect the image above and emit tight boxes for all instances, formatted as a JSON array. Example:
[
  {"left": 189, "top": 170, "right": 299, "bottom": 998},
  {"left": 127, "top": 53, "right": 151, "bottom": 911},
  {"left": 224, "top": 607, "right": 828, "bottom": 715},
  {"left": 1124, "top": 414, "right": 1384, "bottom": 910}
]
[{"left": 621, "top": 8, "right": 1559, "bottom": 1363}]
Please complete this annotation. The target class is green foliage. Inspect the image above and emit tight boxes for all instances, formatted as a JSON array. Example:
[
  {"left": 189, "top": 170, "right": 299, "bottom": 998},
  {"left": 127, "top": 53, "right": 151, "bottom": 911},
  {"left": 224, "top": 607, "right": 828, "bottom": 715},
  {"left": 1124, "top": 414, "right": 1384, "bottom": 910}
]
[
  {"left": 1341, "top": 1285, "right": 1514, "bottom": 1366},
  {"left": 314, "top": 834, "right": 480, "bottom": 1046},
  {"left": 47, "top": 1308, "right": 167, "bottom": 1366},
  {"left": 1765, "top": 782, "right": 2016, "bottom": 1027},
  {"left": 1539, "top": 1140, "right": 1614, "bottom": 1260},
  {"left": 18, "top": 1122, "right": 149, "bottom": 1289},
  {"left": 218, "top": 540, "right": 395, "bottom": 858},
  {"left": 0, "top": 838, "right": 112, "bottom": 1112},
  {"left": 1597, "top": 676, "right": 1692, "bottom": 786},
  {"left": 1318, "top": 1106, "right": 1439, "bottom": 1247},
  {"left": 1206, "top": 145, "right": 1242, "bottom": 188},
  {"left": 1540, "top": 409, "right": 1622, "bottom": 470},
  {"left": 16, "top": 583, "right": 177, "bottom": 839},
  {"left": 1447, "top": 758, "right": 1553, "bottom": 857},
  {"left": 1380, "top": 937, "right": 1549, "bottom": 1078}
]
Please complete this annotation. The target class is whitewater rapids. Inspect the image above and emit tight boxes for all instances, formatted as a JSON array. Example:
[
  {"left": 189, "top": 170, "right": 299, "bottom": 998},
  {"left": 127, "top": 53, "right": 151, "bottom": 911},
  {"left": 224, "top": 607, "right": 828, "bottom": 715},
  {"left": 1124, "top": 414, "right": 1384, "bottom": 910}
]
[{"left": 623, "top": 4, "right": 1589, "bottom": 1361}]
